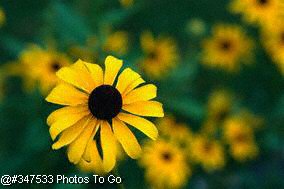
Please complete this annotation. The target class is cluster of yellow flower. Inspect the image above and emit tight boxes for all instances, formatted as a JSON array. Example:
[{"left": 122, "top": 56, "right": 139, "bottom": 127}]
[
  {"left": 229, "top": 0, "right": 284, "bottom": 74},
  {"left": 139, "top": 89, "right": 262, "bottom": 188}
]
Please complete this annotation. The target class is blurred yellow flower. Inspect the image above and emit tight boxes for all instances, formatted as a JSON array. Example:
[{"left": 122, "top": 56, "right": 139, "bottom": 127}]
[
  {"left": 229, "top": 0, "right": 284, "bottom": 26},
  {"left": 140, "top": 31, "right": 179, "bottom": 79},
  {"left": 140, "top": 140, "right": 191, "bottom": 189},
  {"left": 202, "top": 24, "right": 254, "bottom": 72},
  {"left": 224, "top": 116, "right": 259, "bottom": 161},
  {"left": 0, "top": 7, "right": 5, "bottom": 27},
  {"left": 191, "top": 135, "right": 225, "bottom": 171},
  {"left": 157, "top": 116, "right": 193, "bottom": 153},
  {"left": 103, "top": 31, "right": 129, "bottom": 56},
  {"left": 119, "top": 0, "right": 134, "bottom": 8},
  {"left": 19, "top": 45, "right": 71, "bottom": 94},
  {"left": 46, "top": 56, "right": 163, "bottom": 173},
  {"left": 207, "top": 89, "right": 233, "bottom": 122},
  {"left": 261, "top": 17, "right": 284, "bottom": 74}
]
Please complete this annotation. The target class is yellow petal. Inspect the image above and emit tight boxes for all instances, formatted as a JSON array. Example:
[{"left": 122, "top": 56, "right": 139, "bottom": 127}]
[
  {"left": 123, "top": 84, "right": 157, "bottom": 104},
  {"left": 117, "top": 113, "right": 158, "bottom": 140},
  {"left": 67, "top": 118, "right": 96, "bottom": 164},
  {"left": 49, "top": 113, "right": 90, "bottom": 140},
  {"left": 123, "top": 101, "right": 164, "bottom": 117},
  {"left": 52, "top": 116, "right": 91, "bottom": 150},
  {"left": 103, "top": 56, "right": 123, "bottom": 85},
  {"left": 113, "top": 118, "right": 142, "bottom": 159},
  {"left": 45, "top": 83, "right": 88, "bottom": 106},
  {"left": 82, "top": 120, "right": 101, "bottom": 162},
  {"left": 123, "top": 77, "right": 145, "bottom": 95},
  {"left": 47, "top": 105, "right": 89, "bottom": 126},
  {"left": 56, "top": 59, "right": 95, "bottom": 93},
  {"left": 116, "top": 68, "right": 143, "bottom": 95},
  {"left": 101, "top": 121, "right": 117, "bottom": 172},
  {"left": 81, "top": 140, "right": 104, "bottom": 174},
  {"left": 84, "top": 62, "right": 104, "bottom": 87}
]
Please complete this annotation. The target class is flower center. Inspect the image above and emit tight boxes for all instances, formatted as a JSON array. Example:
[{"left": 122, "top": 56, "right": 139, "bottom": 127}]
[
  {"left": 203, "top": 141, "right": 212, "bottom": 153},
  {"left": 220, "top": 40, "right": 232, "bottom": 51},
  {"left": 235, "top": 134, "right": 248, "bottom": 143},
  {"left": 148, "top": 51, "right": 158, "bottom": 60},
  {"left": 161, "top": 151, "right": 172, "bottom": 161},
  {"left": 258, "top": 0, "right": 268, "bottom": 5},
  {"left": 50, "top": 61, "right": 61, "bottom": 72},
  {"left": 88, "top": 85, "right": 122, "bottom": 120}
]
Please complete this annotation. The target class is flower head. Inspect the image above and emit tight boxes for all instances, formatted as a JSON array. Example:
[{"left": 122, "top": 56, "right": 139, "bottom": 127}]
[
  {"left": 224, "top": 116, "right": 259, "bottom": 161},
  {"left": 261, "top": 17, "right": 284, "bottom": 74},
  {"left": 190, "top": 135, "right": 225, "bottom": 171},
  {"left": 46, "top": 55, "right": 164, "bottom": 173},
  {"left": 140, "top": 139, "right": 191, "bottom": 189},
  {"left": 19, "top": 45, "right": 71, "bottom": 94},
  {"left": 229, "top": 0, "right": 284, "bottom": 26},
  {"left": 202, "top": 24, "right": 254, "bottom": 72},
  {"left": 140, "top": 32, "right": 179, "bottom": 79},
  {"left": 103, "top": 31, "right": 129, "bottom": 56}
]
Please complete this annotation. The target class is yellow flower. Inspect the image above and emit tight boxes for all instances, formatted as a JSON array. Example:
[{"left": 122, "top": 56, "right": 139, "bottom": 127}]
[
  {"left": 223, "top": 116, "right": 259, "bottom": 161},
  {"left": 140, "top": 32, "right": 179, "bottom": 79},
  {"left": 140, "top": 140, "right": 191, "bottom": 189},
  {"left": 46, "top": 55, "right": 164, "bottom": 173},
  {"left": 229, "top": 0, "right": 284, "bottom": 26},
  {"left": 103, "top": 31, "right": 129, "bottom": 56},
  {"left": 0, "top": 7, "right": 5, "bottom": 27},
  {"left": 202, "top": 24, "right": 253, "bottom": 72},
  {"left": 191, "top": 135, "right": 225, "bottom": 171},
  {"left": 207, "top": 89, "right": 233, "bottom": 122},
  {"left": 261, "top": 17, "right": 284, "bottom": 74},
  {"left": 157, "top": 116, "right": 193, "bottom": 152},
  {"left": 19, "top": 45, "right": 71, "bottom": 94},
  {"left": 119, "top": 0, "right": 134, "bottom": 8}
]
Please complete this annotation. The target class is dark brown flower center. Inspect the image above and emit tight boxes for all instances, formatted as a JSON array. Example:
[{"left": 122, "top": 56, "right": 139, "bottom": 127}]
[
  {"left": 235, "top": 134, "right": 248, "bottom": 143},
  {"left": 50, "top": 61, "right": 61, "bottom": 72},
  {"left": 203, "top": 141, "right": 212, "bottom": 153},
  {"left": 88, "top": 85, "right": 122, "bottom": 120},
  {"left": 148, "top": 51, "right": 158, "bottom": 59},
  {"left": 161, "top": 151, "right": 172, "bottom": 161},
  {"left": 220, "top": 40, "right": 232, "bottom": 51},
  {"left": 258, "top": 0, "right": 268, "bottom": 5}
]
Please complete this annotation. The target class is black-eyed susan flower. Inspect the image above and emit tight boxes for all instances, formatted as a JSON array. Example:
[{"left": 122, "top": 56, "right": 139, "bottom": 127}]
[
  {"left": 261, "top": 17, "right": 284, "bottom": 74},
  {"left": 103, "top": 31, "right": 129, "bottom": 56},
  {"left": 140, "top": 140, "right": 191, "bottom": 189},
  {"left": 202, "top": 24, "right": 253, "bottom": 72},
  {"left": 224, "top": 116, "right": 259, "bottom": 161},
  {"left": 19, "top": 44, "right": 71, "bottom": 94},
  {"left": 229, "top": 0, "right": 284, "bottom": 26},
  {"left": 190, "top": 135, "right": 225, "bottom": 171},
  {"left": 46, "top": 55, "right": 164, "bottom": 173},
  {"left": 140, "top": 31, "right": 179, "bottom": 79},
  {"left": 0, "top": 7, "right": 5, "bottom": 27},
  {"left": 207, "top": 89, "right": 233, "bottom": 122},
  {"left": 157, "top": 116, "right": 193, "bottom": 151}
]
